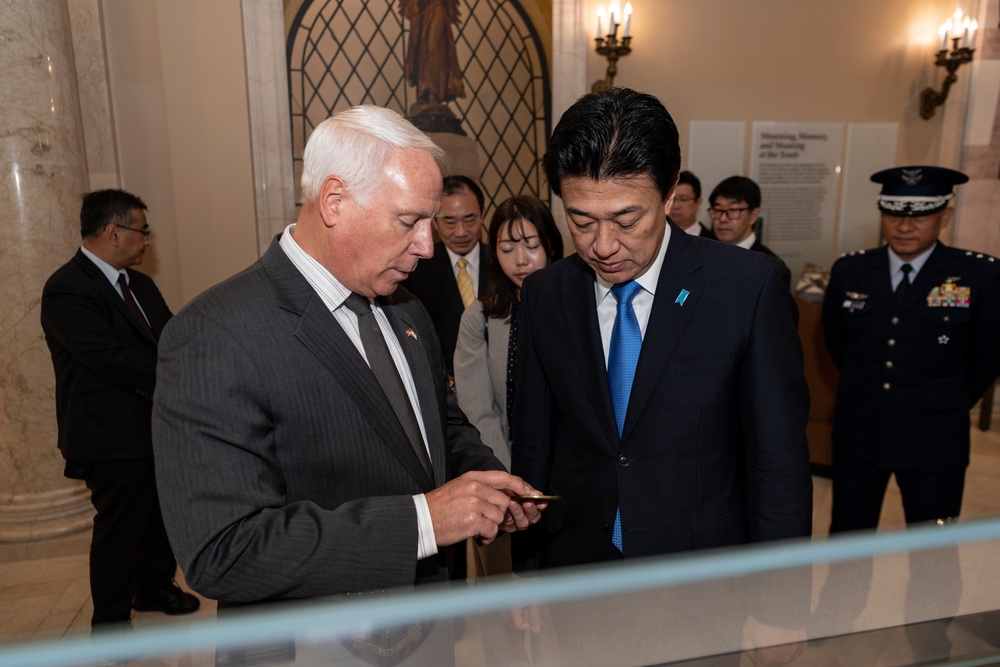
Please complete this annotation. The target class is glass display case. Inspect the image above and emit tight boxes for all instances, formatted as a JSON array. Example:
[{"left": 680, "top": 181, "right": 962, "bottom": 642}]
[{"left": 3, "top": 518, "right": 1000, "bottom": 666}]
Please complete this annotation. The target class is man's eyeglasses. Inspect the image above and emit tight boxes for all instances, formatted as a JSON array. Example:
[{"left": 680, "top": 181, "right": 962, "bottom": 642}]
[
  {"left": 708, "top": 207, "right": 750, "bottom": 221},
  {"left": 673, "top": 196, "right": 698, "bottom": 204},
  {"left": 114, "top": 224, "right": 151, "bottom": 238}
]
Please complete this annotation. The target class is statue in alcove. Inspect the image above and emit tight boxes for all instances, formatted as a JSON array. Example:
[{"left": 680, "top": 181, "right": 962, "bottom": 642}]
[{"left": 400, "top": 0, "right": 467, "bottom": 133}]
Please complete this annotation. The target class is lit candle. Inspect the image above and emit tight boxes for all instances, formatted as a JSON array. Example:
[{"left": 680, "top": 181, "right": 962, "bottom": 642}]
[
  {"left": 609, "top": 0, "right": 620, "bottom": 30},
  {"left": 960, "top": 16, "right": 970, "bottom": 48},
  {"left": 969, "top": 19, "right": 978, "bottom": 48},
  {"left": 624, "top": 2, "right": 633, "bottom": 37},
  {"left": 942, "top": 18, "right": 953, "bottom": 51},
  {"left": 597, "top": 5, "right": 604, "bottom": 38},
  {"left": 938, "top": 22, "right": 949, "bottom": 51}
]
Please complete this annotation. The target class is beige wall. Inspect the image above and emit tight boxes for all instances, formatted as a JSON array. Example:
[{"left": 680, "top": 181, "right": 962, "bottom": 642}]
[
  {"left": 98, "top": 0, "right": 988, "bottom": 311},
  {"left": 585, "top": 0, "right": 963, "bottom": 170},
  {"left": 103, "top": 0, "right": 258, "bottom": 311}
]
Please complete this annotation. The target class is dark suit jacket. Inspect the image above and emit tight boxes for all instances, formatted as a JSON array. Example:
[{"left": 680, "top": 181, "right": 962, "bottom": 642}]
[
  {"left": 823, "top": 243, "right": 1000, "bottom": 471},
  {"left": 41, "top": 250, "right": 172, "bottom": 466},
  {"left": 152, "top": 238, "right": 503, "bottom": 602},
  {"left": 750, "top": 237, "right": 777, "bottom": 257},
  {"left": 511, "top": 224, "right": 812, "bottom": 570},
  {"left": 403, "top": 241, "right": 490, "bottom": 373}
]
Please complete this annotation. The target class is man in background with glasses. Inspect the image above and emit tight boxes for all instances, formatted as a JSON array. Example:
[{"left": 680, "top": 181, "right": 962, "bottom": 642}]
[
  {"left": 40, "top": 189, "right": 199, "bottom": 632},
  {"left": 404, "top": 174, "right": 492, "bottom": 378},
  {"left": 669, "top": 170, "right": 715, "bottom": 239},
  {"left": 709, "top": 175, "right": 777, "bottom": 257},
  {"left": 823, "top": 166, "right": 1000, "bottom": 532}
]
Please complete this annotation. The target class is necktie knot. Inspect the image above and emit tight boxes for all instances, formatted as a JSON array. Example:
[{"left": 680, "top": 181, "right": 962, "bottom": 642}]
[
  {"left": 611, "top": 280, "right": 643, "bottom": 307},
  {"left": 457, "top": 257, "right": 468, "bottom": 270},
  {"left": 900, "top": 264, "right": 912, "bottom": 281},
  {"left": 343, "top": 292, "right": 372, "bottom": 317}
]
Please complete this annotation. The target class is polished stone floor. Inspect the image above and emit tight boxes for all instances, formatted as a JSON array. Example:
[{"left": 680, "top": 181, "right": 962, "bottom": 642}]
[{"left": 1, "top": 419, "right": 999, "bottom": 665}]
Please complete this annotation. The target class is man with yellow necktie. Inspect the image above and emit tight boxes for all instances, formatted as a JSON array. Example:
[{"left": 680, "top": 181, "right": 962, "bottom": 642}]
[{"left": 403, "top": 175, "right": 493, "bottom": 377}]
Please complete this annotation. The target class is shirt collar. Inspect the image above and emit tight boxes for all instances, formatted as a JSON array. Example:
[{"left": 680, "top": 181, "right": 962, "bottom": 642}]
[
  {"left": 80, "top": 246, "right": 125, "bottom": 286},
  {"left": 888, "top": 243, "right": 936, "bottom": 277},
  {"left": 595, "top": 223, "right": 672, "bottom": 304},
  {"left": 736, "top": 232, "right": 757, "bottom": 251},
  {"left": 445, "top": 243, "right": 479, "bottom": 270},
  {"left": 279, "top": 224, "right": 352, "bottom": 312}
]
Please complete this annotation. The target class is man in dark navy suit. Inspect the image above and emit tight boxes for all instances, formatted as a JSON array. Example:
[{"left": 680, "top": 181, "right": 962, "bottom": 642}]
[
  {"left": 511, "top": 88, "right": 812, "bottom": 571},
  {"left": 403, "top": 175, "right": 491, "bottom": 376},
  {"left": 669, "top": 170, "right": 715, "bottom": 239},
  {"left": 709, "top": 176, "right": 777, "bottom": 257},
  {"left": 41, "top": 189, "right": 198, "bottom": 629},
  {"left": 823, "top": 166, "right": 1000, "bottom": 532}
]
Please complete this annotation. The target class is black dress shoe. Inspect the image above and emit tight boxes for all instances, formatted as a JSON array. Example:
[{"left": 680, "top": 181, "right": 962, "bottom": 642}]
[{"left": 133, "top": 582, "right": 201, "bottom": 615}]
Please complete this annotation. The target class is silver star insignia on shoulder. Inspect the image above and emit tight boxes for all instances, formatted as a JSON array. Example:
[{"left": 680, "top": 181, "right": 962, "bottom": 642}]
[{"left": 938, "top": 335, "right": 950, "bottom": 345}]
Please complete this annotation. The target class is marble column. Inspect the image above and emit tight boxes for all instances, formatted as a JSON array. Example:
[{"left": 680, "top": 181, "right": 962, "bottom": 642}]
[{"left": 0, "top": 0, "right": 95, "bottom": 541}]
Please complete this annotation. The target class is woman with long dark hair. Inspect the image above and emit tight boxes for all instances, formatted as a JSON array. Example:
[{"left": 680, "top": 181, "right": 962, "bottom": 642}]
[{"left": 454, "top": 195, "right": 563, "bottom": 468}]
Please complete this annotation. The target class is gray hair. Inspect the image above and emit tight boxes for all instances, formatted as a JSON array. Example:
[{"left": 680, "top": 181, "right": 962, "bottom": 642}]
[{"left": 300, "top": 105, "right": 446, "bottom": 207}]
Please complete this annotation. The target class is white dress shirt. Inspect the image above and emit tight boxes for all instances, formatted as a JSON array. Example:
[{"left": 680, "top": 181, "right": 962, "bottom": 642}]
[
  {"left": 279, "top": 225, "right": 438, "bottom": 560},
  {"left": 80, "top": 246, "right": 151, "bottom": 324},
  {"left": 595, "top": 225, "right": 672, "bottom": 364},
  {"left": 736, "top": 231, "right": 758, "bottom": 251}
]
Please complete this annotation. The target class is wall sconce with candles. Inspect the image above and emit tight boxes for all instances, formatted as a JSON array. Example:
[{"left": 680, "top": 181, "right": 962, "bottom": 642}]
[
  {"left": 592, "top": 1, "right": 633, "bottom": 93},
  {"left": 920, "top": 8, "right": 977, "bottom": 120}
]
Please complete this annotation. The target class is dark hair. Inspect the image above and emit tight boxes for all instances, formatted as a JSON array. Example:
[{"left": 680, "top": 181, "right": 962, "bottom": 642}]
[
  {"left": 677, "top": 170, "right": 701, "bottom": 199},
  {"left": 543, "top": 87, "right": 681, "bottom": 200},
  {"left": 442, "top": 175, "right": 485, "bottom": 214},
  {"left": 80, "top": 189, "right": 147, "bottom": 238},
  {"left": 709, "top": 176, "right": 761, "bottom": 210},
  {"left": 482, "top": 195, "right": 563, "bottom": 322}
]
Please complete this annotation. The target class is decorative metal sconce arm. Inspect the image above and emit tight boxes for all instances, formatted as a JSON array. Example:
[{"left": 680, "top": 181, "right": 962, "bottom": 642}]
[
  {"left": 920, "top": 38, "right": 974, "bottom": 120},
  {"left": 592, "top": 23, "right": 632, "bottom": 93}
]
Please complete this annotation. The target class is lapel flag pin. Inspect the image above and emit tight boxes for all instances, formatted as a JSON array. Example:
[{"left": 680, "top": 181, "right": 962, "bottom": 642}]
[
  {"left": 675, "top": 289, "right": 690, "bottom": 306},
  {"left": 406, "top": 328, "right": 417, "bottom": 340}
]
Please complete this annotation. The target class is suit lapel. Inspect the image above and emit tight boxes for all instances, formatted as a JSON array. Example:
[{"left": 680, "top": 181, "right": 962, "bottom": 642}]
[
  {"left": 429, "top": 246, "right": 465, "bottom": 315},
  {"left": 125, "top": 270, "right": 171, "bottom": 337},
  {"left": 75, "top": 251, "right": 158, "bottom": 346},
  {"left": 561, "top": 257, "right": 621, "bottom": 451},
  {"left": 262, "top": 242, "right": 435, "bottom": 490},
  {"left": 622, "top": 229, "right": 705, "bottom": 444},
  {"left": 381, "top": 301, "right": 443, "bottom": 488}
]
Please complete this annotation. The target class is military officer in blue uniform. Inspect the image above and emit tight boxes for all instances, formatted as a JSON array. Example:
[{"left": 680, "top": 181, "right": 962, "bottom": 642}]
[{"left": 823, "top": 166, "right": 1000, "bottom": 532}]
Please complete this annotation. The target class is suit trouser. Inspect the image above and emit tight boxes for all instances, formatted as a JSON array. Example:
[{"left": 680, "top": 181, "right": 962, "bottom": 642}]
[
  {"left": 830, "top": 449, "right": 966, "bottom": 533},
  {"left": 84, "top": 458, "right": 178, "bottom": 625}
]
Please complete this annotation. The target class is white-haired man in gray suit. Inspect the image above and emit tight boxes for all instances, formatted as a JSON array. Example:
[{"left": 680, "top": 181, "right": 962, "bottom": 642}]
[{"left": 152, "top": 106, "right": 545, "bottom": 609}]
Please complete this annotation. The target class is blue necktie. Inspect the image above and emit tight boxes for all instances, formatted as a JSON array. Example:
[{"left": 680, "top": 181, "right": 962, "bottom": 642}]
[{"left": 608, "top": 280, "right": 643, "bottom": 551}]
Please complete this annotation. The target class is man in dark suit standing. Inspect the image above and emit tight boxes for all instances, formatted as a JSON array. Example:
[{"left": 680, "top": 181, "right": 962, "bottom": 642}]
[
  {"left": 403, "top": 175, "right": 491, "bottom": 376},
  {"left": 709, "top": 176, "right": 777, "bottom": 257},
  {"left": 823, "top": 166, "right": 1000, "bottom": 532},
  {"left": 669, "top": 170, "right": 715, "bottom": 239},
  {"left": 511, "top": 88, "right": 812, "bottom": 571},
  {"left": 152, "top": 106, "right": 542, "bottom": 607},
  {"left": 40, "top": 189, "right": 199, "bottom": 629}
]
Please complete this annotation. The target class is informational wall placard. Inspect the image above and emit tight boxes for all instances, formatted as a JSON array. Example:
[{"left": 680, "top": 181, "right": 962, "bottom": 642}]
[
  {"left": 688, "top": 121, "right": 746, "bottom": 206},
  {"left": 749, "top": 122, "right": 844, "bottom": 281},
  {"left": 838, "top": 122, "right": 898, "bottom": 257}
]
